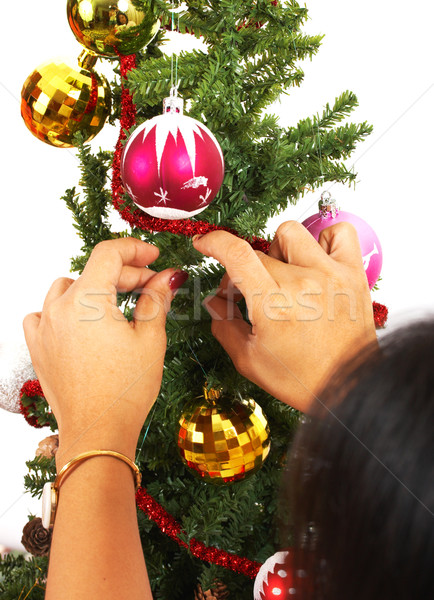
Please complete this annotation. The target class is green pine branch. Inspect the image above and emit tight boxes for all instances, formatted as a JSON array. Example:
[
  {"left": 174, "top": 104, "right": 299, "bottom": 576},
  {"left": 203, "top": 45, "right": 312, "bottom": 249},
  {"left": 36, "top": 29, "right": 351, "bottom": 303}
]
[
  {"left": 24, "top": 456, "right": 56, "bottom": 499},
  {"left": 0, "top": 554, "right": 48, "bottom": 600}
]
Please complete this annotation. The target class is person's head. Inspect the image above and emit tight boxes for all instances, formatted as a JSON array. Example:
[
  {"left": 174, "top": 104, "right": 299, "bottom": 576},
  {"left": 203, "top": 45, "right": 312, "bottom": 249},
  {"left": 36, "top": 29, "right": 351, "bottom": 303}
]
[
  {"left": 116, "top": 12, "right": 128, "bottom": 25},
  {"left": 284, "top": 321, "right": 434, "bottom": 599}
]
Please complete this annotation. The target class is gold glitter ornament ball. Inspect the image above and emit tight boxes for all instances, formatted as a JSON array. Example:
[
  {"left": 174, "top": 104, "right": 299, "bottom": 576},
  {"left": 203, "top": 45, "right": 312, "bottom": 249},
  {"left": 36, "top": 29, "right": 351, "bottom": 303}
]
[
  {"left": 177, "top": 388, "right": 271, "bottom": 485},
  {"left": 21, "top": 56, "right": 111, "bottom": 148},
  {"left": 67, "top": 0, "right": 160, "bottom": 57}
]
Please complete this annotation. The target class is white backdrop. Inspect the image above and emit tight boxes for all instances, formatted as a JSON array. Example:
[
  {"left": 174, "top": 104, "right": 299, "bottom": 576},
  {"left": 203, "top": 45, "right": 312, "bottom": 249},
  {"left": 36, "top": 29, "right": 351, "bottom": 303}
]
[{"left": 1, "top": 0, "right": 433, "bottom": 550}]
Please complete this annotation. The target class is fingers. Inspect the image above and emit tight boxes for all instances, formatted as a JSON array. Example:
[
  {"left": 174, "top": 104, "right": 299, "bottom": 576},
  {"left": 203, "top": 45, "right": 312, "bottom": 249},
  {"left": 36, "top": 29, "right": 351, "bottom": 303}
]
[
  {"left": 25, "top": 277, "right": 74, "bottom": 355},
  {"left": 214, "top": 272, "right": 244, "bottom": 303},
  {"left": 318, "top": 222, "right": 364, "bottom": 269},
  {"left": 203, "top": 293, "right": 244, "bottom": 321},
  {"left": 117, "top": 266, "right": 157, "bottom": 293},
  {"left": 42, "top": 278, "right": 75, "bottom": 312},
  {"left": 269, "top": 220, "right": 364, "bottom": 273},
  {"left": 268, "top": 221, "right": 330, "bottom": 269},
  {"left": 216, "top": 252, "right": 294, "bottom": 302},
  {"left": 202, "top": 295, "right": 252, "bottom": 367},
  {"left": 80, "top": 238, "right": 160, "bottom": 293},
  {"left": 23, "top": 312, "right": 41, "bottom": 353},
  {"left": 193, "top": 232, "right": 276, "bottom": 299},
  {"left": 134, "top": 269, "right": 189, "bottom": 329}
]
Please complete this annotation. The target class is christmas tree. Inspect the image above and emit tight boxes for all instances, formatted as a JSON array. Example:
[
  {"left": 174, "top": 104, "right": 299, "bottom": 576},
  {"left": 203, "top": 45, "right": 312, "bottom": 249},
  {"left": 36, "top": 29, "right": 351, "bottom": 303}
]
[{"left": 1, "top": 1, "right": 374, "bottom": 598}]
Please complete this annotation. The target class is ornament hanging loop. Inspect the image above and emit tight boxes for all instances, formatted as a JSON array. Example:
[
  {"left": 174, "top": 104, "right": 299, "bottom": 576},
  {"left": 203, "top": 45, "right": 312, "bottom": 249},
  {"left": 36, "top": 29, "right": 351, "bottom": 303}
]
[
  {"left": 166, "top": 0, "right": 182, "bottom": 114},
  {"left": 320, "top": 190, "right": 332, "bottom": 203}
]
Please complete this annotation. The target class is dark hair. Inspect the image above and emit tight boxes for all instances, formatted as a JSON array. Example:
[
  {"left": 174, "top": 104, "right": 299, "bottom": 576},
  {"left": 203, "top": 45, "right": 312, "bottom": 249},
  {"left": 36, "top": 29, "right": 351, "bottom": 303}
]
[
  {"left": 283, "top": 321, "right": 434, "bottom": 599},
  {"left": 116, "top": 11, "right": 128, "bottom": 25}
]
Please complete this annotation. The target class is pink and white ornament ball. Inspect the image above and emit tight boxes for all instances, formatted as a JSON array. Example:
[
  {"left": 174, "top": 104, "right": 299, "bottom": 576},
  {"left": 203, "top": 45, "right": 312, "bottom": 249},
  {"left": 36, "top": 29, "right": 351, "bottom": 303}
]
[
  {"left": 302, "top": 194, "right": 383, "bottom": 289},
  {"left": 120, "top": 96, "right": 225, "bottom": 220}
]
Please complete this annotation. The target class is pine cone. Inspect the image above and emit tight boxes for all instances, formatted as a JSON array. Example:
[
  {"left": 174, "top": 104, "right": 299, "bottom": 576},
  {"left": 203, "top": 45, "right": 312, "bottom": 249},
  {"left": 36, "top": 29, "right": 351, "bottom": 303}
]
[
  {"left": 21, "top": 517, "right": 51, "bottom": 556},
  {"left": 194, "top": 582, "right": 229, "bottom": 599}
]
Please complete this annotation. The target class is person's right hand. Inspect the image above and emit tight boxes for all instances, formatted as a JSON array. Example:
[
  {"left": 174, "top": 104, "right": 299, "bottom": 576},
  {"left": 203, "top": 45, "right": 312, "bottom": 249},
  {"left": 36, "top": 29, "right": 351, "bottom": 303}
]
[
  {"left": 193, "top": 221, "right": 377, "bottom": 413},
  {"left": 23, "top": 238, "right": 188, "bottom": 469}
]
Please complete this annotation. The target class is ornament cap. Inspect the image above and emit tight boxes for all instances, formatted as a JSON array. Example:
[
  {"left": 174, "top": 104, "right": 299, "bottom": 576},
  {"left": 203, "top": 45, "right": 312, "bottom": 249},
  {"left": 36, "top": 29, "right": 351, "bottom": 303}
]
[
  {"left": 163, "top": 87, "right": 184, "bottom": 115},
  {"left": 77, "top": 50, "right": 98, "bottom": 71},
  {"left": 318, "top": 191, "right": 339, "bottom": 220},
  {"left": 203, "top": 386, "right": 223, "bottom": 401}
]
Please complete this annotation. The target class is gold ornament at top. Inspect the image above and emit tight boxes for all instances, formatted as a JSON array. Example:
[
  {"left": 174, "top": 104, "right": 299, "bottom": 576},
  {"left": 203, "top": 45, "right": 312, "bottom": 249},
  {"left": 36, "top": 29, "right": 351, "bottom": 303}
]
[
  {"left": 21, "top": 55, "right": 111, "bottom": 148},
  {"left": 177, "top": 388, "right": 271, "bottom": 485},
  {"left": 67, "top": 0, "right": 161, "bottom": 57}
]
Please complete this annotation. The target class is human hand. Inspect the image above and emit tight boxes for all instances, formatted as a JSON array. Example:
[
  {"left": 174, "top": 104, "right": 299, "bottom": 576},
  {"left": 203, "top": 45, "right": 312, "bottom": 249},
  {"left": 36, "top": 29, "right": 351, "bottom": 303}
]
[
  {"left": 23, "top": 238, "right": 188, "bottom": 467},
  {"left": 193, "top": 221, "right": 377, "bottom": 413}
]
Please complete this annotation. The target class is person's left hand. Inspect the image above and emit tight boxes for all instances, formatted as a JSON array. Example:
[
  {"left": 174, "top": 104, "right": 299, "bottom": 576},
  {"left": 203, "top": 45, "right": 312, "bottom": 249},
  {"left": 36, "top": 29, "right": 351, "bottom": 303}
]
[{"left": 23, "top": 238, "right": 188, "bottom": 468}]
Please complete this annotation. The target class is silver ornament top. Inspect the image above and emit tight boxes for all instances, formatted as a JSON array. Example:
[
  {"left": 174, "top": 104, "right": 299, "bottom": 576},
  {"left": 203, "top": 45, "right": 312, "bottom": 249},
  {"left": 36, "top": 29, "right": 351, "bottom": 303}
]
[
  {"left": 163, "top": 86, "right": 184, "bottom": 115},
  {"left": 318, "top": 191, "right": 339, "bottom": 220}
]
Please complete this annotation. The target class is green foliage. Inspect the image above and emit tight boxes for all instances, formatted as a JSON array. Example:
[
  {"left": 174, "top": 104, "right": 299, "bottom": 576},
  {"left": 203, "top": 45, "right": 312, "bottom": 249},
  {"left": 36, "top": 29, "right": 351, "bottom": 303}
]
[
  {"left": 63, "top": 134, "right": 118, "bottom": 273},
  {"left": 20, "top": 394, "right": 57, "bottom": 431},
  {"left": 24, "top": 456, "right": 56, "bottom": 499},
  {"left": 0, "top": 554, "right": 48, "bottom": 600},
  {"left": 6, "top": 2, "right": 373, "bottom": 598}
]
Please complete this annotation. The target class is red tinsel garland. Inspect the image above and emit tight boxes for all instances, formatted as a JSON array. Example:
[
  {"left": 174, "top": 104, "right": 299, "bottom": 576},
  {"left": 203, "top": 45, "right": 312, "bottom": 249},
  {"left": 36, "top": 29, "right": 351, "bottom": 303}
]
[
  {"left": 112, "top": 52, "right": 138, "bottom": 216},
  {"left": 373, "top": 301, "right": 388, "bottom": 329},
  {"left": 135, "top": 487, "right": 262, "bottom": 579},
  {"left": 84, "top": 73, "right": 99, "bottom": 115}
]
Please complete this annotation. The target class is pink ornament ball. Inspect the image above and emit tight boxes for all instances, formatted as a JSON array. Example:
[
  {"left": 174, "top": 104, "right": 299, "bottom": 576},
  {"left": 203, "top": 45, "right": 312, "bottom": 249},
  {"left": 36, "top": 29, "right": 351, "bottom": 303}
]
[
  {"left": 120, "top": 113, "right": 225, "bottom": 219},
  {"left": 302, "top": 209, "right": 383, "bottom": 289}
]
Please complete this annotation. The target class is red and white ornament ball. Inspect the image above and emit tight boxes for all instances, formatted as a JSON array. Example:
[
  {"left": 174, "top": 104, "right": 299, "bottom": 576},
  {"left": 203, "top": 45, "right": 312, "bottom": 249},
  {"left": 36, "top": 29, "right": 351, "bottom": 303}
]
[
  {"left": 120, "top": 100, "right": 224, "bottom": 220},
  {"left": 254, "top": 550, "right": 297, "bottom": 600},
  {"left": 302, "top": 194, "right": 383, "bottom": 289}
]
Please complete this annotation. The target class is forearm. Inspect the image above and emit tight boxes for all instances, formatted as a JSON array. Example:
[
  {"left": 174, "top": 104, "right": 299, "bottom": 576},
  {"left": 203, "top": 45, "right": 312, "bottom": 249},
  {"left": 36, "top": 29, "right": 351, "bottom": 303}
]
[{"left": 46, "top": 455, "right": 152, "bottom": 600}]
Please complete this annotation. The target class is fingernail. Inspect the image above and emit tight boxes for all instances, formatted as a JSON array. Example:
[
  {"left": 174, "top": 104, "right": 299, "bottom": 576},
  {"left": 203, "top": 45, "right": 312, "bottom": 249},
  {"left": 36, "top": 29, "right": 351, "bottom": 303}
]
[
  {"left": 169, "top": 270, "right": 189, "bottom": 294},
  {"left": 192, "top": 234, "right": 203, "bottom": 242}
]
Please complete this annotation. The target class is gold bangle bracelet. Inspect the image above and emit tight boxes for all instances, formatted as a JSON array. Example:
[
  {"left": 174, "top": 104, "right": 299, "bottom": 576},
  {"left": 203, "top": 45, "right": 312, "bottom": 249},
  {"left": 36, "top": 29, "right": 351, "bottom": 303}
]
[
  {"left": 54, "top": 450, "right": 142, "bottom": 492},
  {"left": 42, "top": 450, "right": 142, "bottom": 530}
]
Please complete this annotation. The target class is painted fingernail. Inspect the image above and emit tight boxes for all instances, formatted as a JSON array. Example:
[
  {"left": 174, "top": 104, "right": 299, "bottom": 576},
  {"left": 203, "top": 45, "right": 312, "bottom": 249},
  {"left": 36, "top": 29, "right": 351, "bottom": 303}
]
[{"left": 169, "top": 270, "right": 189, "bottom": 294}]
